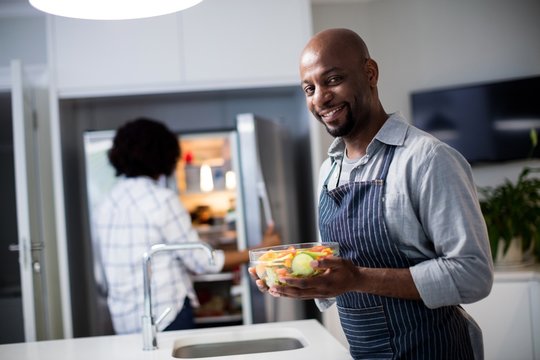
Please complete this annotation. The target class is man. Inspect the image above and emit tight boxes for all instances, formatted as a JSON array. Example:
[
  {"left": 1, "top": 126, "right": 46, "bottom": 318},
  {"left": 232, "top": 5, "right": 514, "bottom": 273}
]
[
  {"left": 249, "top": 29, "right": 493, "bottom": 359},
  {"left": 95, "top": 118, "right": 280, "bottom": 334}
]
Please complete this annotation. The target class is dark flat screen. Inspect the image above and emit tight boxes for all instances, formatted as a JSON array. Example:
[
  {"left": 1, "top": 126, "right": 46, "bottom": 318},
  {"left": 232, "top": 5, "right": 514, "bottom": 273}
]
[{"left": 411, "top": 76, "right": 540, "bottom": 163}]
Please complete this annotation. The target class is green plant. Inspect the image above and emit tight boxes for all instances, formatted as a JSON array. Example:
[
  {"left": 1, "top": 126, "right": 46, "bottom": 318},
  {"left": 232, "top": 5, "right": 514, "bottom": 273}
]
[{"left": 478, "top": 129, "right": 540, "bottom": 261}]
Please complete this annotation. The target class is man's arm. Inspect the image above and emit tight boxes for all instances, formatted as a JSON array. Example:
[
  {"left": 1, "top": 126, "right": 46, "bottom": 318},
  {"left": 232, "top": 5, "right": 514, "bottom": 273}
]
[{"left": 261, "top": 257, "right": 421, "bottom": 301}]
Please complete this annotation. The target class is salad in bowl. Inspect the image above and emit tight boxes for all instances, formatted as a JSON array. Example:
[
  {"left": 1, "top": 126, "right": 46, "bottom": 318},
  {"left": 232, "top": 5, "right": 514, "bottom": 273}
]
[{"left": 249, "top": 242, "right": 339, "bottom": 287}]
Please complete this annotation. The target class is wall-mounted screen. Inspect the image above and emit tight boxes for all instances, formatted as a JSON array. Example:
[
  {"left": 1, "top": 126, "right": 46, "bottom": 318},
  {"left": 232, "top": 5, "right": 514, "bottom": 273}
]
[{"left": 411, "top": 76, "right": 540, "bottom": 163}]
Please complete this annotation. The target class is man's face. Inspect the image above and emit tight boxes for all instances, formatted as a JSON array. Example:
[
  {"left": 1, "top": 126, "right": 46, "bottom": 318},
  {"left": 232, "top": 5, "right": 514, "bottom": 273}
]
[{"left": 300, "top": 42, "right": 373, "bottom": 138}]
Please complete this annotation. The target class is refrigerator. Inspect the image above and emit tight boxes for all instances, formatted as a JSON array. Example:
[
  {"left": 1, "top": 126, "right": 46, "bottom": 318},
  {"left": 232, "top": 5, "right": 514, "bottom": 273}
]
[{"left": 83, "top": 113, "right": 302, "bottom": 330}]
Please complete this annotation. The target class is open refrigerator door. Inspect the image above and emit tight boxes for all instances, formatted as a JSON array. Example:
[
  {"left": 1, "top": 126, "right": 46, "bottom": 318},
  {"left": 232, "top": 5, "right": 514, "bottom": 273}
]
[{"left": 236, "top": 113, "right": 302, "bottom": 324}]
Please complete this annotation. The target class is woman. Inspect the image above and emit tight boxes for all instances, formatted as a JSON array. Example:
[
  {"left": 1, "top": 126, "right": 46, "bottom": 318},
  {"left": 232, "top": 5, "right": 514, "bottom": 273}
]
[{"left": 95, "top": 117, "right": 280, "bottom": 334}]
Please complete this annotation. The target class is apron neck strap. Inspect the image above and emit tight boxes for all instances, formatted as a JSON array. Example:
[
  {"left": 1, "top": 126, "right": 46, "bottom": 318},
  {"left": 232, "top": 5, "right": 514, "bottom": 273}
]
[
  {"left": 376, "top": 145, "right": 396, "bottom": 180},
  {"left": 323, "top": 160, "right": 339, "bottom": 187},
  {"left": 324, "top": 145, "right": 396, "bottom": 187}
]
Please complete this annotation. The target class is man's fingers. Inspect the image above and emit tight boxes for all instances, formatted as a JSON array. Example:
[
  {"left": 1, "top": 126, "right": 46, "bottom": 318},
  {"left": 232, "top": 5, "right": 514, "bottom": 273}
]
[
  {"left": 256, "top": 279, "right": 269, "bottom": 292},
  {"left": 315, "top": 256, "right": 342, "bottom": 269}
]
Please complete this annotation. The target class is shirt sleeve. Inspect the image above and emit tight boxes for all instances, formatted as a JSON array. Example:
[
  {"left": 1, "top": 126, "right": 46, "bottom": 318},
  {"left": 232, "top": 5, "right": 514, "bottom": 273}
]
[
  {"left": 158, "top": 193, "right": 224, "bottom": 274},
  {"left": 409, "top": 143, "right": 494, "bottom": 308},
  {"left": 314, "top": 297, "right": 337, "bottom": 312}
]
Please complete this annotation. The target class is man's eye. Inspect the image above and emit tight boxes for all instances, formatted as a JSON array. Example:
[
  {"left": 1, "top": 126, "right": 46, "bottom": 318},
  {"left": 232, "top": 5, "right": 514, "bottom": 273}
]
[
  {"left": 303, "top": 86, "right": 314, "bottom": 96},
  {"left": 328, "top": 76, "right": 342, "bottom": 84}
]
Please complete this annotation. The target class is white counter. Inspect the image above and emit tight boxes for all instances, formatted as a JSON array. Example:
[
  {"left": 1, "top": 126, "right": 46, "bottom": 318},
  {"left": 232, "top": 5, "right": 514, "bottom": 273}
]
[
  {"left": 0, "top": 319, "right": 352, "bottom": 360},
  {"left": 492, "top": 263, "right": 540, "bottom": 281}
]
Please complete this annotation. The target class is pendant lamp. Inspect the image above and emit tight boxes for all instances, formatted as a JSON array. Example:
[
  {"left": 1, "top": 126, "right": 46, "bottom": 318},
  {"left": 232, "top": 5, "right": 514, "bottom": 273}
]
[{"left": 28, "top": 0, "right": 203, "bottom": 20}]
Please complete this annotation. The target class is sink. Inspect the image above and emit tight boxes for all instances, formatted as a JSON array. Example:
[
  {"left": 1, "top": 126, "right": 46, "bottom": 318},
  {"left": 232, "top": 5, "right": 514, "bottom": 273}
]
[
  {"left": 172, "top": 337, "right": 304, "bottom": 358},
  {"left": 171, "top": 327, "right": 307, "bottom": 359}
]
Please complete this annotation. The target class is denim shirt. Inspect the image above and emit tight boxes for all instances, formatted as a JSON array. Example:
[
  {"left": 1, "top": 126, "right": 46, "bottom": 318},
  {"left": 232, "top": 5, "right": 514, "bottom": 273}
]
[{"left": 316, "top": 112, "right": 494, "bottom": 309}]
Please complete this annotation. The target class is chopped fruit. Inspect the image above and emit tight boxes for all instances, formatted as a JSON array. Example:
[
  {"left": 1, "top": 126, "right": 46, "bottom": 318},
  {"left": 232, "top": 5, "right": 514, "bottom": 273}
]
[
  {"left": 291, "top": 253, "right": 315, "bottom": 276},
  {"left": 250, "top": 243, "right": 338, "bottom": 286}
]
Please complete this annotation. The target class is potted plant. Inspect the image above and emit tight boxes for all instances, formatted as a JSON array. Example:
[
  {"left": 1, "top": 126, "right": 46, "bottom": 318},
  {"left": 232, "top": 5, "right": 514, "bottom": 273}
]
[{"left": 478, "top": 129, "right": 540, "bottom": 266}]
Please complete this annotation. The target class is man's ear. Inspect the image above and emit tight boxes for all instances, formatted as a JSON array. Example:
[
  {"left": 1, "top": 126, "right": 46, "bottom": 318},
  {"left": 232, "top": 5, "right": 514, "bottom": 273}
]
[{"left": 364, "top": 58, "right": 379, "bottom": 87}]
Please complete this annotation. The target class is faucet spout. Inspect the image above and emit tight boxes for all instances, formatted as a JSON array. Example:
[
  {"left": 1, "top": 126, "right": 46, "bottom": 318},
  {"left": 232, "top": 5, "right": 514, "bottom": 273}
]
[{"left": 142, "top": 242, "right": 215, "bottom": 351}]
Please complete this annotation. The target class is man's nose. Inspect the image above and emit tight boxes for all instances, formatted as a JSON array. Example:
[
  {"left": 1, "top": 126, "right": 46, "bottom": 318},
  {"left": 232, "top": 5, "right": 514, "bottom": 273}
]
[{"left": 313, "top": 88, "right": 333, "bottom": 106}]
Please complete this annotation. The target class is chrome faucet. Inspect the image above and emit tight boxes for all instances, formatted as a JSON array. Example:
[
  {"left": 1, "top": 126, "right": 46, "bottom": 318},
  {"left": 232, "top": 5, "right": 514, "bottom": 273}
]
[{"left": 142, "top": 242, "right": 215, "bottom": 351}]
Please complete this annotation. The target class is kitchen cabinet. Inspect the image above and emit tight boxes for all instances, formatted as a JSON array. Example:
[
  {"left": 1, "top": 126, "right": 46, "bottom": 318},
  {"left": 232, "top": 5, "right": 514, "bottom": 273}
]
[
  {"left": 47, "top": 0, "right": 312, "bottom": 98},
  {"left": 49, "top": 14, "right": 184, "bottom": 95},
  {"left": 462, "top": 266, "right": 540, "bottom": 360}
]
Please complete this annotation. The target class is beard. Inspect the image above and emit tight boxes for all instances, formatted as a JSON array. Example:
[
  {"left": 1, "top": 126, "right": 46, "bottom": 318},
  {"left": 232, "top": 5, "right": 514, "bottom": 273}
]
[{"left": 318, "top": 105, "right": 356, "bottom": 138}]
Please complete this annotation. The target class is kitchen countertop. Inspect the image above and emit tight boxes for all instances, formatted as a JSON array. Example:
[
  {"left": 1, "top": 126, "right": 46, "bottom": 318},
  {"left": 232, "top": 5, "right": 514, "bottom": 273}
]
[
  {"left": 493, "top": 263, "right": 540, "bottom": 281},
  {"left": 0, "top": 319, "right": 352, "bottom": 360}
]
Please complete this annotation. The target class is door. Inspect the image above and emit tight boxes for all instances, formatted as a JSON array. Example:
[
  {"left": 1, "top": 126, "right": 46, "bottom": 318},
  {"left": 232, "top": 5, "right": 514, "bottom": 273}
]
[
  {"left": 0, "top": 88, "right": 25, "bottom": 344},
  {"left": 8, "top": 59, "right": 49, "bottom": 342}
]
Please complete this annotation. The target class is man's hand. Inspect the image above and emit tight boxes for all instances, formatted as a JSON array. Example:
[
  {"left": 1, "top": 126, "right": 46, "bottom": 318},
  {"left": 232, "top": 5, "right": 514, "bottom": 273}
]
[
  {"left": 246, "top": 225, "right": 281, "bottom": 290},
  {"left": 265, "top": 256, "right": 360, "bottom": 299},
  {"left": 248, "top": 266, "right": 270, "bottom": 293},
  {"left": 248, "top": 255, "right": 421, "bottom": 301}
]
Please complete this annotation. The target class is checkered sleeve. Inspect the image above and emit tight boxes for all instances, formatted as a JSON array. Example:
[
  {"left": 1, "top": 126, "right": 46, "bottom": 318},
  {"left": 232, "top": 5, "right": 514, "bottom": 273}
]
[{"left": 159, "top": 193, "right": 224, "bottom": 274}]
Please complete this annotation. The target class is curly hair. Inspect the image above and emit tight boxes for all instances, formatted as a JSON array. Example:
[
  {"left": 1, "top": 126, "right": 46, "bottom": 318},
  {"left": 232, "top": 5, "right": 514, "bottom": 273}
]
[{"left": 108, "top": 118, "right": 180, "bottom": 178}]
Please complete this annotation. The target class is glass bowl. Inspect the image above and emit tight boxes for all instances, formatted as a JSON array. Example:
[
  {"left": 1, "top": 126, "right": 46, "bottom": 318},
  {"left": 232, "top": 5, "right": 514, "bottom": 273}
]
[{"left": 249, "top": 242, "right": 339, "bottom": 287}]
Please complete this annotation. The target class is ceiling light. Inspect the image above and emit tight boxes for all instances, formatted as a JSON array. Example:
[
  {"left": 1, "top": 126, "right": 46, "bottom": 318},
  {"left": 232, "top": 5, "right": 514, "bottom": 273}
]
[{"left": 28, "top": 0, "right": 203, "bottom": 20}]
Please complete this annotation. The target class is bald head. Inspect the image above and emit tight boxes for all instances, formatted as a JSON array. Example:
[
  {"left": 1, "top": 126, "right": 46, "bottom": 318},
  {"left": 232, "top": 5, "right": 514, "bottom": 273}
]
[{"left": 301, "top": 28, "right": 370, "bottom": 66}]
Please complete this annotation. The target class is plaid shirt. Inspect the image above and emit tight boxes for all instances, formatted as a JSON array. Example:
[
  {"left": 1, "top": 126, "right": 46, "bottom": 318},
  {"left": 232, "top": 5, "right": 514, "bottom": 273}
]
[{"left": 94, "top": 177, "right": 224, "bottom": 334}]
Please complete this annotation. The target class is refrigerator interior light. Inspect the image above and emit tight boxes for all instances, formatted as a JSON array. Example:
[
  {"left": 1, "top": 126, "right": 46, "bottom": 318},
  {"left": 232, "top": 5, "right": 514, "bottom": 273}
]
[
  {"left": 28, "top": 0, "right": 203, "bottom": 20},
  {"left": 200, "top": 164, "right": 214, "bottom": 192},
  {"left": 225, "top": 171, "right": 236, "bottom": 190}
]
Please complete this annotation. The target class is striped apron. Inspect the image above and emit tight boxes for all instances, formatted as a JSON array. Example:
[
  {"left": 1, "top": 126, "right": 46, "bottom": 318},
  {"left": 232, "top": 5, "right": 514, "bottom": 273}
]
[{"left": 319, "top": 146, "right": 474, "bottom": 360}]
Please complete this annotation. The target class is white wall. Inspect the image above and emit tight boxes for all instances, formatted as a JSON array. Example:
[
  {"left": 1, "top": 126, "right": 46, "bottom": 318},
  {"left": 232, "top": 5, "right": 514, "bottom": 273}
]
[
  {"left": 0, "top": 4, "right": 47, "bottom": 90},
  {"left": 311, "top": 0, "right": 540, "bottom": 185},
  {"left": 0, "top": 3, "right": 46, "bottom": 67}
]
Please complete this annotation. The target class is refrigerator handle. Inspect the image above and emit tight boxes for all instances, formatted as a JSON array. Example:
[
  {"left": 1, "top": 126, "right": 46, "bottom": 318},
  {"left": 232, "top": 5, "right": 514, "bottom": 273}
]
[{"left": 256, "top": 163, "right": 274, "bottom": 228}]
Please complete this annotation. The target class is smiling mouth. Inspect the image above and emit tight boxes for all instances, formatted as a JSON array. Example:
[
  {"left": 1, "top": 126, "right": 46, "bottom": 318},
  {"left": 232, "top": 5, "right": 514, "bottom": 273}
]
[{"left": 319, "top": 105, "right": 345, "bottom": 122}]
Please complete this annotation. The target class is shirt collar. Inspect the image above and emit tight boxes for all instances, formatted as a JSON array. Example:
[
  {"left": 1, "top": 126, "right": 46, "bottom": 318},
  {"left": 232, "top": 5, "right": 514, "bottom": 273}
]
[{"left": 327, "top": 112, "right": 409, "bottom": 161}]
